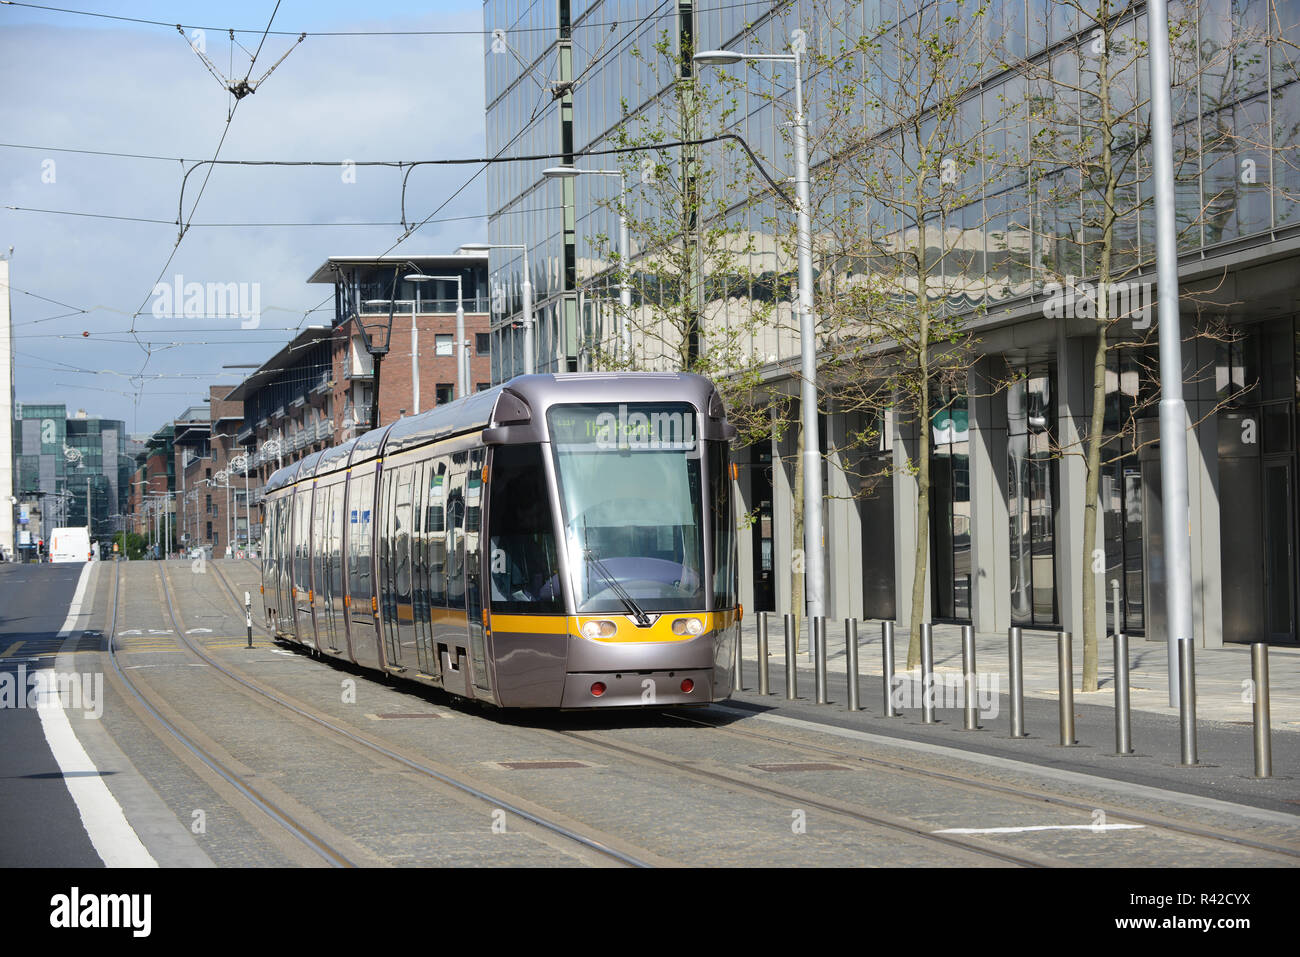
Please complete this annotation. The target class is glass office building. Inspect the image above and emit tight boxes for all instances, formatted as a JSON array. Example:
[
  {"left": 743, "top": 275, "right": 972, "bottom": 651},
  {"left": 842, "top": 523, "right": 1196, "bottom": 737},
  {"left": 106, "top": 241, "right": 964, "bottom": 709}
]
[
  {"left": 15, "top": 404, "right": 129, "bottom": 542},
  {"left": 483, "top": 0, "right": 1300, "bottom": 646}
]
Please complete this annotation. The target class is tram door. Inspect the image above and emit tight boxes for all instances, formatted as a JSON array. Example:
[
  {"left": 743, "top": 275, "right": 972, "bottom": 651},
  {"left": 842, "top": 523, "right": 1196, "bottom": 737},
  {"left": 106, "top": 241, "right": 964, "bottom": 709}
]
[
  {"left": 316, "top": 481, "right": 342, "bottom": 654},
  {"left": 269, "top": 497, "right": 290, "bottom": 632},
  {"left": 345, "top": 470, "right": 381, "bottom": 670},
  {"left": 379, "top": 465, "right": 417, "bottom": 669},
  {"left": 410, "top": 460, "right": 436, "bottom": 675},
  {"left": 292, "top": 485, "right": 316, "bottom": 648},
  {"left": 442, "top": 459, "right": 469, "bottom": 693},
  {"left": 310, "top": 484, "right": 328, "bottom": 650},
  {"left": 466, "top": 449, "right": 490, "bottom": 694}
]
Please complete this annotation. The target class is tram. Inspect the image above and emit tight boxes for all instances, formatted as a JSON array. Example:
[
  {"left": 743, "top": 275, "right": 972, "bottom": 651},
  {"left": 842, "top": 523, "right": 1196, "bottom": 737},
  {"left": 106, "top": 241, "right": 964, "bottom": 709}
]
[{"left": 260, "top": 372, "right": 741, "bottom": 708}]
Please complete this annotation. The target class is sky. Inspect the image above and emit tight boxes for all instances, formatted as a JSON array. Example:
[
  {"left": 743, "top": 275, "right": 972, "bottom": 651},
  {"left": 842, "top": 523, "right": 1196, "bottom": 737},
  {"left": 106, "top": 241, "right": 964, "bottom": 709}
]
[{"left": 1, "top": 0, "right": 492, "bottom": 434}]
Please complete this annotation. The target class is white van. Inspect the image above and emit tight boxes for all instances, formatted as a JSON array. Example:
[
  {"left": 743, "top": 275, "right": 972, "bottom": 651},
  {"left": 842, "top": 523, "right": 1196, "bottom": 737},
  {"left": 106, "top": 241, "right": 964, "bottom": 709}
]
[{"left": 49, "top": 527, "right": 92, "bottom": 563}]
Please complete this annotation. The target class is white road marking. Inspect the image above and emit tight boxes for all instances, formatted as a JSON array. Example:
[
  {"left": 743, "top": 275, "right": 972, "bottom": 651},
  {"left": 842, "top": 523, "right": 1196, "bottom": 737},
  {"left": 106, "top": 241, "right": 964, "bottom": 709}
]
[
  {"left": 934, "top": 824, "right": 1146, "bottom": 834},
  {"left": 41, "top": 563, "right": 157, "bottom": 867}
]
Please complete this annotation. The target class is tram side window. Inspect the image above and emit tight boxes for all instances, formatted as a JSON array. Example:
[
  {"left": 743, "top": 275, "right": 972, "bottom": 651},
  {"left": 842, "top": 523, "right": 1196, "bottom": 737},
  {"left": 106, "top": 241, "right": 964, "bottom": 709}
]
[
  {"left": 394, "top": 467, "right": 413, "bottom": 602},
  {"left": 348, "top": 473, "right": 375, "bottom": 610},
  {"left": 330, "top": 485, "right": 344, "bottom": 598},
  {"left": 426, "top": 460, "right": 448, "bottom": 607},
  {"left": 488, "top": 445, "right": 563, "bottom": 613},
  {"left": 446, "top": 468, "right": 466, "bottom": 612},
  {"left": 294, "top": 488, "right": 311, "bottom": 599}
]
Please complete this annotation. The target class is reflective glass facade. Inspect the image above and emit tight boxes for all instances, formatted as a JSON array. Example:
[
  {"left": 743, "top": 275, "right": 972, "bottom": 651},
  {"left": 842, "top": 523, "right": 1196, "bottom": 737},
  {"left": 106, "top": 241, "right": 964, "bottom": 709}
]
[{"left": 484, "top": 0, "right": 1300, "bottom": 640}]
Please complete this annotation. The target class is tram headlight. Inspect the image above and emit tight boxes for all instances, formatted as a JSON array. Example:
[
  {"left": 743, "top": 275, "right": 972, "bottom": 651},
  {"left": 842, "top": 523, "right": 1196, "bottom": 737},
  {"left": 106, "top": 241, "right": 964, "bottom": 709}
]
[
  {"left": 671, "top": 617, "right": 705, "bottom": 636},
  {"left": 581, "top": 619, "right": 618, "bottom": 640}
]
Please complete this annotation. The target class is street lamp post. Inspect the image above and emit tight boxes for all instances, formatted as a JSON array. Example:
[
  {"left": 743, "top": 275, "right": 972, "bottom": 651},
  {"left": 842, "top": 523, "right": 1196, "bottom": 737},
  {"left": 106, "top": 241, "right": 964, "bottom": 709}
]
[
  {"left": 695, "top": 38, "right": 825, "bottom": 620},
  {"left": 405, "top": 269, "right": 469, "bottom": 399},
  {"left": 461, "top": 242, "right": 533, "bottom": 377},
  {"left": 542, "top": 165, "right": 632, "bottom": 363},
  {"left": 355, "top": 296, "right": 398, "bottom": 433},
  {"left": 1145, "top": 0, "right": 1196, "bottom": 708}
]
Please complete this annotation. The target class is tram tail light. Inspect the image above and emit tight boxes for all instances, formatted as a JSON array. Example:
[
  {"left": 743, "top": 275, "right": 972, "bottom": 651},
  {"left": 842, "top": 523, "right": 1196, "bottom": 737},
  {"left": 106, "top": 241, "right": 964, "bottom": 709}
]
[
  {"left": 590, "top": 682, "right": 606, "bottom": 697},
  {"left": 681, "top": 678, "right": 695, "bottom": 694}
]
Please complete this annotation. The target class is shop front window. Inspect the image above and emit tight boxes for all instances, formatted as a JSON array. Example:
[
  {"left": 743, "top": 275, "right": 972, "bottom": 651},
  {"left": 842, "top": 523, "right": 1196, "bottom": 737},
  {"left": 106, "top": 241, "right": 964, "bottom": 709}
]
[{"left": 1008, "top": 370, "right": 1059, "bottom": 627}]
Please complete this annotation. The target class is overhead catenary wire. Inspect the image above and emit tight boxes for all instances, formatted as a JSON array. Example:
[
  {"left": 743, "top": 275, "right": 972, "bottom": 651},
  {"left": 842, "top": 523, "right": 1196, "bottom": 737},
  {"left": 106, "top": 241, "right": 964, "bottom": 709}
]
[
  {"left": 0, "top": 0, "right": 788, "bottom": 38},
  {"left": 3, "top": 0, "right": 795, "bottom": 421}
]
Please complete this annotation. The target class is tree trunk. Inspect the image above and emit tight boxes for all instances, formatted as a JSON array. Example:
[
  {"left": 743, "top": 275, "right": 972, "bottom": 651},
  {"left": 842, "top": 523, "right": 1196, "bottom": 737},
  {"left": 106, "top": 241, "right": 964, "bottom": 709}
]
[{"left": 907, "top": 385, "right": 931, "bottom": 669}]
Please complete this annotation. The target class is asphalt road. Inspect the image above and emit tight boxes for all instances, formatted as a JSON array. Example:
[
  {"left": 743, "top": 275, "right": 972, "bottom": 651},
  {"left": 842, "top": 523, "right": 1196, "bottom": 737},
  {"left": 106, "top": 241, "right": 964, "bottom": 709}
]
[{"left": 0, "top": 561, "right": 102, "bottom": 867}]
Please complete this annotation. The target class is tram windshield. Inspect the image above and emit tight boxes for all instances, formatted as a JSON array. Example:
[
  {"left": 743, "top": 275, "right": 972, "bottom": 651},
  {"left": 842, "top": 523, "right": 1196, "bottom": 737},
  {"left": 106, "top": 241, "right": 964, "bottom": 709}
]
[{"left": 548, "top": 403, "right": 706, "bottom": 614}]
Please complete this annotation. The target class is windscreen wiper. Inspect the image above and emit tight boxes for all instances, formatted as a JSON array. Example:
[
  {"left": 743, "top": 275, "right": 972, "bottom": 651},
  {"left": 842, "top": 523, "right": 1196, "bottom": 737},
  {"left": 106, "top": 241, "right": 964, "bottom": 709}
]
[{"left": 584, "top": 546, "right": 652, "bottom": 627}]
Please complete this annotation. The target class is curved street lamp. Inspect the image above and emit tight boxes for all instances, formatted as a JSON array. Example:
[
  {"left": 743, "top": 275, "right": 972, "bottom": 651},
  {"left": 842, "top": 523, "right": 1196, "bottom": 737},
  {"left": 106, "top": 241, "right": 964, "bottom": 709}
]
[{"left": 695, "top": 38, "right": 826, "bottom": 620}]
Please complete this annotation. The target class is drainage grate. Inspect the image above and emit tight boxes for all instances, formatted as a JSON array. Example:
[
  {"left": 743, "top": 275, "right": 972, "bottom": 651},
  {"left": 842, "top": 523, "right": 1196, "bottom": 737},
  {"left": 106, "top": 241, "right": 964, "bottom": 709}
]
[
  {"left": 495, "top": 760, "right": 591, "bottom": 770},
  {"left": 751, "top": 763, "right": 851, "bottom": 773}
]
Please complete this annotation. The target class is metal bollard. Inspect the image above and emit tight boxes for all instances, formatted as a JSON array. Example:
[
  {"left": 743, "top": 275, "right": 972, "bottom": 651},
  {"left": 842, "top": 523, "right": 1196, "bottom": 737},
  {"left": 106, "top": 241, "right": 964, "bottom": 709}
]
[
  {"left": 1111, "top": 578, "right": 1122, "bottom": 635},
  {"left": 245, "top": 591, "right": 253, "bottom": 649},
  {"left": 1058, "top": 631, "right": 1075, "bottom": 745},
  {"left": 1114, "top": 631, "right": 1133, "bottom": 755},
  {"left": 814, "top": 617, "right": 829, "bottom": 704},
  {"left": 920, "top": 623, "right": 936, "bottom": 724},
  {"left": 1252, "top": 642, "right": 1272, "bottom": 779},
  {"left": 757, "top": 612, "right": 770, "bottom": 696},
  {"left": 961, "top": 624, "right": 979, "bottom": 730},
  {"left": 784, "top": 614, "right": 797, "bottom": 700},
  {"left": 733, "top": 621, "right": 744, "bottom": 692},
  {"left": 1008, "top": 626, "right": 1026, "bottom": 738},
  {"left": 845, "top": 618, "right": 860, "bottom": 712},
  {"left": 882, "top": 621, "right": 899, "bottom": 717},
  {"left": 1178, "top": 638, "right": 1198, "bottom": 766}
]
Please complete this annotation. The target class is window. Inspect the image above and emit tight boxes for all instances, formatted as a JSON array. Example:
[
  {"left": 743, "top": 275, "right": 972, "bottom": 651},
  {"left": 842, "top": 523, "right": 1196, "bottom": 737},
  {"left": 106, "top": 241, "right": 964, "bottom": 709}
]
[
  {"left": 488, "top": 445, "right": 562, "bottom": 613},
  {"left": 435, "top": 334, "right": 453, "bottom": 356},
  {"left": 930, "top": 393, "right": 971, "bottom": 622},
  {"left": 1008, "top": 369, "right": 1059, "bottom": 627},
  {"left": 435, "top": 383, "right": 454, "bottom": 406},
  {"left": 476, "top": 333, "right": 491, "bottom": 356}
]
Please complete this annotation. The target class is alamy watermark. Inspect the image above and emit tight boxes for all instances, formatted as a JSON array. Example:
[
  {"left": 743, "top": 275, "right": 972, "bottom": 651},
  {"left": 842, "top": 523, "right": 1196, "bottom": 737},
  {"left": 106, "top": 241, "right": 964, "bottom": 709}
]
[
  {"left": 150, "top": 274, "right": 261, "bottom": 328},
  {"left": 1042, "top": 276, "right": 1152, "bottom": 330},
  {"left": 591, "top": 404, "right": 698, "bottom": 456},
  {"left": 1, "top": 666, "right": 103, "bottom": 719},
  {"left": 890, "top": 671, "right": 1001, "bottom": 718}
]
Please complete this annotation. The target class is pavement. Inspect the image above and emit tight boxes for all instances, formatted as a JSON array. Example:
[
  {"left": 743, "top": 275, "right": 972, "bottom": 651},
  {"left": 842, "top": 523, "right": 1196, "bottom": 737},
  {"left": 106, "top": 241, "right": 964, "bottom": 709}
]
[{"left": 736, "top": 615, "right": 1300, "bottom": 730}]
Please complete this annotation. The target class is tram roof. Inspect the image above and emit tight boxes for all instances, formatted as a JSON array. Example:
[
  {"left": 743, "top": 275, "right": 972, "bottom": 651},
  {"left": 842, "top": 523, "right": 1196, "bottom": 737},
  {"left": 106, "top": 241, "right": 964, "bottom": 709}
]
[{"left": 261, "top": 372, "right": 729, "bottom": 491}]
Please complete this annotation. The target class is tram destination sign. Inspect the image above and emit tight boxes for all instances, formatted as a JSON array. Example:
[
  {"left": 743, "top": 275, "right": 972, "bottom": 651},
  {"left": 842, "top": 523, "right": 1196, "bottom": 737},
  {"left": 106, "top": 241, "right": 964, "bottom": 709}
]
[{"left": 549, "top": 403, "right": 698, "bottom": 451}]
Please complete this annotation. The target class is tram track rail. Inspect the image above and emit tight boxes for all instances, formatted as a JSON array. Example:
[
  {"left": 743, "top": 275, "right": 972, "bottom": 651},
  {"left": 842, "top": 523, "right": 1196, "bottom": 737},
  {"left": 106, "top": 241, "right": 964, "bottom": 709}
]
[
  {"left": 105, "top": 558, "right": 354, "bottom": 867},
  {"left": 203, "top": 564, "right": 1056, "bottom": 866},
  {"left": 198, "top": 561, "right": 1298, "bottom": 867},
  {"left": 146, "top": 559, "right": 656, "bottom": 868}
]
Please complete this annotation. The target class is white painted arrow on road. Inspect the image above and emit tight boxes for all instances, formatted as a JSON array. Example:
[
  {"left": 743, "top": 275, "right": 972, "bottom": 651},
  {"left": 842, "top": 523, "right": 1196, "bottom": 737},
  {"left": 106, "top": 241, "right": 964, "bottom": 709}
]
[{"left": 185, "top": 628, "right": 213, "bottom": 634}]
